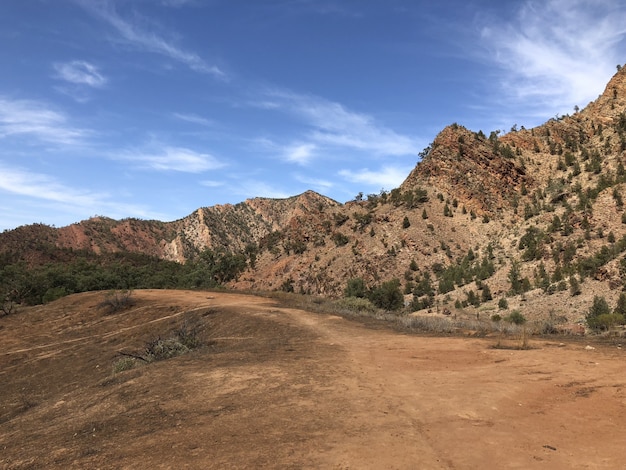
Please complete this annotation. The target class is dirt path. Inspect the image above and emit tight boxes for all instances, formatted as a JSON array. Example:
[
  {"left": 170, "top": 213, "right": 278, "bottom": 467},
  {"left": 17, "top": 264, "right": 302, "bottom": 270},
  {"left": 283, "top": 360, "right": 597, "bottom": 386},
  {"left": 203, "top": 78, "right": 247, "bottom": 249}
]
[{"left": 1, "top": 290, "right": 626, "bottom": 469}]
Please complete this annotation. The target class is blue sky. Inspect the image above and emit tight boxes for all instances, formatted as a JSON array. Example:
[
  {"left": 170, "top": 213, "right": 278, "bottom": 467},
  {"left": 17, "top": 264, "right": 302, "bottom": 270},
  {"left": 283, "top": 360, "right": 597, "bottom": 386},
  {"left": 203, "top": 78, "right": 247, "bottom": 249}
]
[{"left": 1, "top": 0, "right": 625, "bottom": 230}]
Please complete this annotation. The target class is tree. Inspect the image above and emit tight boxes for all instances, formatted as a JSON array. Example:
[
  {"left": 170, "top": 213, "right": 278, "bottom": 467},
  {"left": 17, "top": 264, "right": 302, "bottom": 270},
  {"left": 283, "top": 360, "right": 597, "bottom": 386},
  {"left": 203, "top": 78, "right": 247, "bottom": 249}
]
[
  {"left": 402, "top": 216, "right": 411, "bottom": 229},
  {"left": 508, "top": 261, "right": 523, "bottom": 295},
  {"left": 615, "top": 292, "right": 626, "bottom": 316},
  {"left": 368, "top": 278, "right": 403, "bottom": 310},
  {"left": 481, "top": 284, "right": 493, "bottom": 302},
  {"left": 586, "top": 295, "right": 611, "bottom": 330},
  {"left": 507, "top": 310, "right": 526, "bottom": 325},
  {"left": 345, "top": 278, "right": 366, "bottom": 298},
  {"left": 569, "top": 275, "right": 581, "bottom": 296}
]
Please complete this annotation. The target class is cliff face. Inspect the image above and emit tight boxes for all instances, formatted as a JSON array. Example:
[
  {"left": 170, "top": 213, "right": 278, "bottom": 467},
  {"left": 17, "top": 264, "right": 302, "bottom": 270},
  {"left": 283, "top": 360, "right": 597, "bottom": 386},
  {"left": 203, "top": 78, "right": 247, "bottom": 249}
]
[
  {"left": 401, "top": 124, "right": 531, "bottom": 215},
  {"left": 3, "top": 67, "right": 626, "bottom": 324}
]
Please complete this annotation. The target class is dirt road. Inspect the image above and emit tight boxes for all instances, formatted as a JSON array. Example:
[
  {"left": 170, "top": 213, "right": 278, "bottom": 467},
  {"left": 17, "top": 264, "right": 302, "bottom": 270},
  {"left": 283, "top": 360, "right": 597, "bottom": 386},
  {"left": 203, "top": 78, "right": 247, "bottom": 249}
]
[{"left": 1, "top": 290, "right": 625, "bottom": 469}]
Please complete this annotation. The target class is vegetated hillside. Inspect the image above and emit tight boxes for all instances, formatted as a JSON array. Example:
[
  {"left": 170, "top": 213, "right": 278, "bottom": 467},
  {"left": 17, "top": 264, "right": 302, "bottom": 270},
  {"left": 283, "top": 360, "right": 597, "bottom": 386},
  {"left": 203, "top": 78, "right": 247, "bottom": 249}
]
[{"left": 3, "top": 66, "right": 626, "bottom": 328}]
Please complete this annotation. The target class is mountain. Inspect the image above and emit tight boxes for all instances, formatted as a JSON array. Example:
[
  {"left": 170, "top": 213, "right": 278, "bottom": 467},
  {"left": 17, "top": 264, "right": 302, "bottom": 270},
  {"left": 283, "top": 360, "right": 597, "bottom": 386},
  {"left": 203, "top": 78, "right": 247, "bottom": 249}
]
[{"left": 3, "top": 66, "right": 626, "bottom": 328}]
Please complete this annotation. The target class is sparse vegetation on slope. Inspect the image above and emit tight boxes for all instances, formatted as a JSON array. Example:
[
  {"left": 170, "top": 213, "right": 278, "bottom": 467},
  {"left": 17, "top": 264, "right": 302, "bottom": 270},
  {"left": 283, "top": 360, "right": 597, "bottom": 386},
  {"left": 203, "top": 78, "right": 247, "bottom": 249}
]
[{"left": 3, "top": 67, "right": 626, "bottom": 335}]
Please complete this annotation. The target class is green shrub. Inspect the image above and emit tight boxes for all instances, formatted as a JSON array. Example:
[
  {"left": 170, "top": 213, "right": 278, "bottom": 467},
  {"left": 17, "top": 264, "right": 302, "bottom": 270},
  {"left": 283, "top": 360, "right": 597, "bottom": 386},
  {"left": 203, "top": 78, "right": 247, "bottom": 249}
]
[
  {"left": 345, "top": 278, "right": 366, "bottom": 298},
  {"left": 507, "top": 310, "right": 526, "bottom": 325},
  {"left": 334, "top": 296, "right": 377, "bottom": 313},
  {"left": 112, "top": 357, "right": 138, "bottom": 374},
  {"left": 368, "top": 278, "right": 403, "bottom": 310}
]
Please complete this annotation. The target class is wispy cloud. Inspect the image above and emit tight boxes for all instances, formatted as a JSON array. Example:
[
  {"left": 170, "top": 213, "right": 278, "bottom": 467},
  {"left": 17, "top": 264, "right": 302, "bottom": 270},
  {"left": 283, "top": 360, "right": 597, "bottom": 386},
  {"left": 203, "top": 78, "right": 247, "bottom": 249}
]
[
  {"left": 339, "top": 165, "right": 412, "bottom": 189},
  {"left": 235, "top": 180, "right": 292, "bottom": 199},
  {"left": 118, "top": 146, "right": 226, "bottom": 172},
  {"left": 258, "top": 90, "right": 421, "bottom": 157},
  {"left": 0, "top": 164, "right": 161, "bottom": 222},
  {"left": 284, "top": 142, "right": 317, "bottom": 165},
  {"left": 0, "top": 97, "right": 87, "bottom": 145},
  {"left": 200, "top": 179, "right": 224, "bottom": 188},
  {"left": 160, "top": 0, "right": 197, "bottom": 7},
  {"left": 54, "top": 60, "right": 107, "bottom": 87},
  {"left": 480, "top": 0, "right": 626, "bottom": 115},
  {"left": 76, "top": 0, "right": 225, "bottom": 77},
  {"left": 173, "top": 112, "right": 213, "bottom": 127},
  {"left": 294, "top": 173, "right": 333, "bottom": 191}
]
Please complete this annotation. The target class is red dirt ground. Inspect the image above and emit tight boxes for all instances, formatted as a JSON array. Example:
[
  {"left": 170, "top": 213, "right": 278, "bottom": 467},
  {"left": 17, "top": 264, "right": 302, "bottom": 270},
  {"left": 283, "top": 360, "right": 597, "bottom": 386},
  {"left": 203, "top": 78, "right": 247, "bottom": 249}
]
[{"left": 1, "top": 290, "right": 625, "bottom": 469}]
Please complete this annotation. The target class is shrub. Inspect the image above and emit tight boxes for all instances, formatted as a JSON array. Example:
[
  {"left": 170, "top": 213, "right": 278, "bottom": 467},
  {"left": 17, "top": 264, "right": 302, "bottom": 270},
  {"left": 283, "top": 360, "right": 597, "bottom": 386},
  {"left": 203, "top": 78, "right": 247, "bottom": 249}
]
[
  {"left": 507, "top": 310, "right": 526, "bottom": 325},
  {"left": 334, "top": 296, "right": 377, "bottom": 313},
  {"left": 331, "top": 232, "right": 349, "bottom": 246},
  {"left": 144, "top": 337, "right": 190, "bottom": 361},
  {"left": 97, "top": 289, "right": 135, "bottom": 313},
  {"left": 42, "top": 286, "right": 68, "bottom": 304},
  {"left": 368, "top": 278, "right": 403, "bottom": 311},
  {"left": 345, "top": 278, "right": 366, "bottom": 298},
  {"left": 586, "top": 295, "right": 620, "bottom": 331},
  {"left": 498, "top": 298, "right": 508, "bottom": 310},
  {"left": 112, "top": 357, "right": 138, "bottom": 374}
]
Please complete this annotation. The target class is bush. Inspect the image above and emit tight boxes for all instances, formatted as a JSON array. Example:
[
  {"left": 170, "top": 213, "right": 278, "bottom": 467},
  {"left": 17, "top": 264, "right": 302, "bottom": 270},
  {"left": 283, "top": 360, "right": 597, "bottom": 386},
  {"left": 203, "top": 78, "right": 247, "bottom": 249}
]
[
  {"left": 335, "top": 296, "right": 377, "bottom": 313},
  {"left": 112, "top": 357, "right": 138, "bottom": 374},
  {"left": 586, "top": 295, "right": 623, "bottom": 330},
  {"left": 42, "top": 286, "right": 68, "bottom": 304},
  {"left": 368, "top": 279, "right": 404, "bottom": 311},
  {"left": 507, "top": 310, "right": 526, "bottom": 325},
  {"left": 345, "top": 278, "right": 366, "bottom": 298},
  {"left": 331, "top": 232, "right": 349, "bottom": 246},
  {"left": 144, "top": 337, "right": 190, "bottom": 361},
  {"left": 498, "top": 298, "right": 508, "bottom": 310},
  {"left": 97, "top": 289, "right": 135, "bottom": 313}
]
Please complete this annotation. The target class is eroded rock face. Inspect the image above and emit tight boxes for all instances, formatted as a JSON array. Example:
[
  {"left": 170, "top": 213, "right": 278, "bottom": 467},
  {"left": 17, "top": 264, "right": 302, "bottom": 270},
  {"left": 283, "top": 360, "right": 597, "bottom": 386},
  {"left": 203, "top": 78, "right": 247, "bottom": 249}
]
[{"left": 402, "top": 124, "right": 531, "bottom": 215}]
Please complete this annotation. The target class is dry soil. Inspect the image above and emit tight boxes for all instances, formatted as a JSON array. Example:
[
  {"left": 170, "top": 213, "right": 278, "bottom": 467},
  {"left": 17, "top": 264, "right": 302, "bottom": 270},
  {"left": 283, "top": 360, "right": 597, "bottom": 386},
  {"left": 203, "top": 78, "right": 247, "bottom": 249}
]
[{"left": 1, "top": 290, "right": 625, "bottom": 469}]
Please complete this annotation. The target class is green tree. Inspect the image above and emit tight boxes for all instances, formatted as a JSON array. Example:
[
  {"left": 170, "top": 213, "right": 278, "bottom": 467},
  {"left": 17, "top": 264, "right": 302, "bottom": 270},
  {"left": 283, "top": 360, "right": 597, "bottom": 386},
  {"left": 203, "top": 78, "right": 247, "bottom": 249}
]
[
  {"left": 345, "top": 278, "right": 366, "bottom": 298},
  {"left": 507, "top": 310, "right": 526, "bottom": 325},
  {"left": 481, "top": 284, "right": 493, "bottom": 302},
  {"left": 508, "top": 262, "right": 523, "bottom": 295},
  {"left": 368, "top": 278, "right": 404, "bottom": 310},
  {"left": 586, "top": 295, "right": 611, "bottom": 330}
]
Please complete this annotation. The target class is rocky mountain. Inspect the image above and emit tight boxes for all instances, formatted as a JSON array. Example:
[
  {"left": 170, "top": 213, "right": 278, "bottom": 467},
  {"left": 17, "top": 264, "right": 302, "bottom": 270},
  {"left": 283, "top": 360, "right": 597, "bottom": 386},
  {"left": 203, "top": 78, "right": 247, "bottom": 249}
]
[{"left": 4, "top": 66, "right": 626, "bottom": 327}]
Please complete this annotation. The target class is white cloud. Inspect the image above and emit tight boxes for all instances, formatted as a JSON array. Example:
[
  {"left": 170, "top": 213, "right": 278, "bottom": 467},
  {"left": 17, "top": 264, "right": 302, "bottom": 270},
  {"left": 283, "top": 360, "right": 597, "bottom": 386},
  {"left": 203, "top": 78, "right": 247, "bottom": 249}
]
[
  {"left": 200, "top": 179, "right": 224, "bottom": 187},
  {"left": 0, "top": 97, "right": 87, "bottom": 145},
  {"left": 339, "top": 165, "right": 412, "bottom": 189},
  {"left": 255, "top": 90, "right": 422, "bottom": 157},
  {"left": 0, "top": 164, "right": 162, "bottom": 224},
  {"left": 238, "top": 181, "right": 292, "bottom": 199},
  {"left": 480, "top": 0, "right": 626, "bottom": 115},
  {"left": 119, "top": 146, "right": 225, "bottom": 173},
  {"left": 294, "top": 173, "right": 333, "bottom": 190},
  {"left": 54, "top": 60, "right": 107, "bottom": 88},
  {"left": 284, "top": 143, "right": 317, "bottom": 165},
  {"left": 173, "top": 112, "right": 213, "bottom": 127},
  {"left": 76, "top": 0, "right": 225, "bottom": 77}
]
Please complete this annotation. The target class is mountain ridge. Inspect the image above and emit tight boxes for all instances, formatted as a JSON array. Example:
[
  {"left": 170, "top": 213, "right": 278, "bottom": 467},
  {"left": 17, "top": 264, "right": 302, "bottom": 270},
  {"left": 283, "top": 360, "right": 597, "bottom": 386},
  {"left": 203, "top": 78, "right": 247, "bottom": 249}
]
[{"left": 3, "top": 65, "right": 626, "bottom": 328}]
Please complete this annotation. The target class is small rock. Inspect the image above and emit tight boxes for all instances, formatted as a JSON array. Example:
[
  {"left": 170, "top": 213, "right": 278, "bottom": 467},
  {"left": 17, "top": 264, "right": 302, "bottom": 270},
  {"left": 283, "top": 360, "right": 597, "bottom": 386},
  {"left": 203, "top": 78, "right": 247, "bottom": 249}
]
[{"left": 585, "top": 345, "right": 595, "bottom": 350}]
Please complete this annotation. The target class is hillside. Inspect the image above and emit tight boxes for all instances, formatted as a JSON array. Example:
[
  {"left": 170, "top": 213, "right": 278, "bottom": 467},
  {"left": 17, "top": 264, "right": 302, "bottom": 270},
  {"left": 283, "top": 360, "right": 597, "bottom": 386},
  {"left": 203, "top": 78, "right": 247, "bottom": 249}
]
[{"left": 3, "top": 66, "right": 626, "bottom": 328}]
